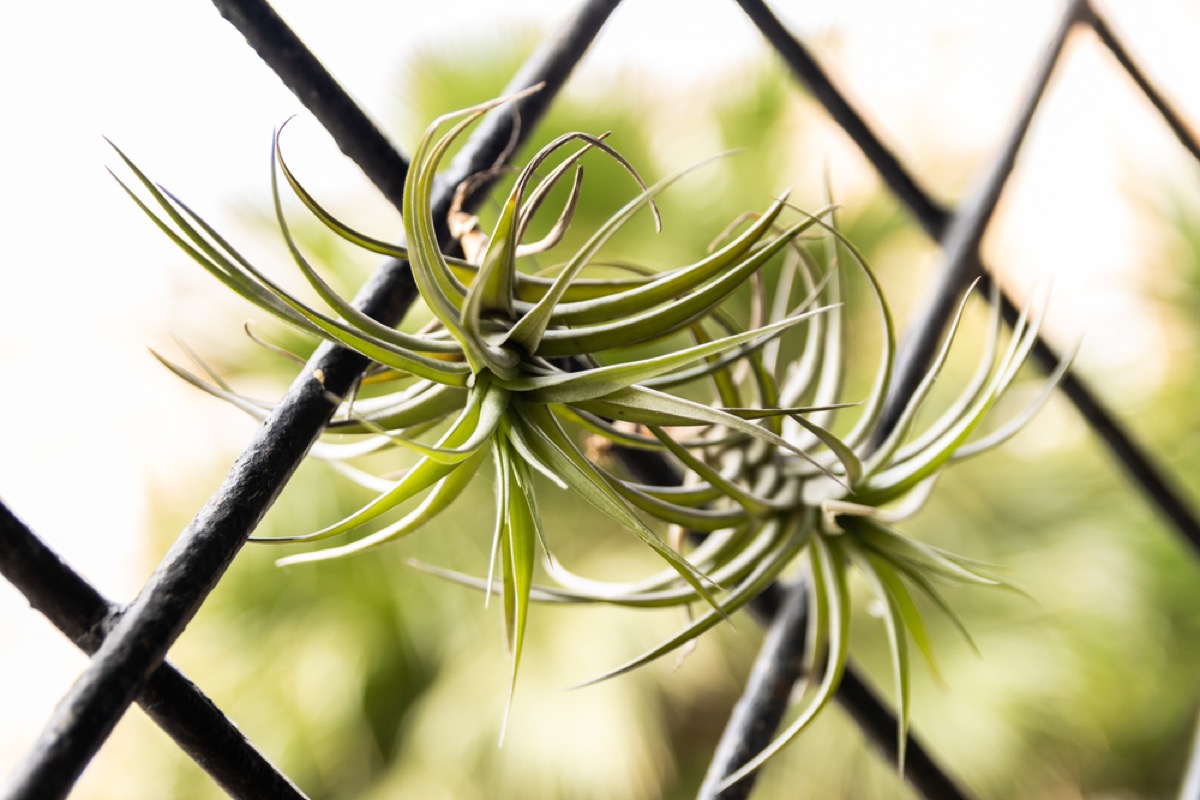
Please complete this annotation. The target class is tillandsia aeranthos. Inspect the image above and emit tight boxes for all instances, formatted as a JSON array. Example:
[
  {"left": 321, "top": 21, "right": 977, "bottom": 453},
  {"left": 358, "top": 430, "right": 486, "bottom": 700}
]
[{"left": 111, "top": 90, "right": 1070, "bottom": 781}]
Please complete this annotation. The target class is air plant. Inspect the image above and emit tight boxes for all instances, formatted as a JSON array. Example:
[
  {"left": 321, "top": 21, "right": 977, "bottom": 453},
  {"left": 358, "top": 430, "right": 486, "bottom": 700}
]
[
  {"left": 110, "top": 92, "right": 1069, "bottom": 782},
  {"left": 543, "top": 203, "right": 1073, "bottom": 787},
  {"left": 109, "top": 91, "right": 839, "bottom": 719},
  {"left": 638, "top": 233, "right": 1073, "bottom": 787}
]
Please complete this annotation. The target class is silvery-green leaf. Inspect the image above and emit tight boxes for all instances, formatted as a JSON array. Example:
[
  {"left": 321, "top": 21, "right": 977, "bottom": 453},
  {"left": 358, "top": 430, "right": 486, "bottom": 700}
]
[
  {"left": 153, "top": 180, "right": 473, "bottom": 384},
  {"left": 855, "top": 288, "right": 1048, "bottom": 503},
  {"left": 852, "top": 545, "right": 913, "bottom": 770},
  {"left": 951, "top": 341, "right": 1076, "bottom": 462},
  {"left": 150, "top": 350, "right": 274, "bottom": 421},
  {"left": 510, "top": 403, "right": 723, "bottom": 612},
  {"left": 843, "top": 516, "right": 1000, "bottom": 587},
  {"left": 595, "top": 386, "right": 845, "bottom": 484},
  {"left": 718, "top": 531, "right": 850, "bottom": 790},
  {"left": 325, "top": 382, "right": 466, "bottom": 434},
  {"left": 573, "top": 515, "right": 813, "bottom": 686},
  {"left": 864, "top": 548, "right": 943, "bottom": 682},
  {"left": 498, "top": 453, "right": 539, "bottom": 742},
  {"left": 893, "top": 281, "right": 1003, "bottom": 463},
  {"left": 863, "top": 279, "right": 980, "bottom": 480},
  {"left": 509, "top": 308, "right": 828, "bottom": 402},
  {"left": 548, "top": 195, "right": 795, "bottom": 328},
  {"left": 271, "top": 138, "right": 462, "bottom": 356},
  {"left": 607, "top": 471, "right": 750, "bottom": 532},
  {"left": 404, "top": 94, "right": 533, "bottom": 354},
  {"left": 332, "top": 384, "right": 507, "bottom": 464},
  {"left": 503, "top": 136, "right": 661, "bottom": 352},
  {"left": 275, "top": 448, "right": 487, "bottom": 565},
  {"left": 254, "top": 380, "right": 497, "bottom": 543},
  {"left": 532, "top": 223, "right": 827, "bottom": 358},
  {"left": 650, "top": 427, "right": 791, "bottom": 518}
]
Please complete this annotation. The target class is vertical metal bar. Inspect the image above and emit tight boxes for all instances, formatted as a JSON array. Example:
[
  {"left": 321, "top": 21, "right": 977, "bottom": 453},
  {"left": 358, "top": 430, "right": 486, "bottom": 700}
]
[
  {"left": 0, "top": 501, "right": 308, "bottom": 800},
  {"left": 3, "top": 3, "right": 622, "bottom": 797}
]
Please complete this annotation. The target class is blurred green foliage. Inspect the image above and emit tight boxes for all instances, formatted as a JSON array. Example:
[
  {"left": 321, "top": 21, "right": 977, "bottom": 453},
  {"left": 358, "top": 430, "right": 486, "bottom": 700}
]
[{"left": 94, "top": 33, "right": 1200, "bottom": 800}]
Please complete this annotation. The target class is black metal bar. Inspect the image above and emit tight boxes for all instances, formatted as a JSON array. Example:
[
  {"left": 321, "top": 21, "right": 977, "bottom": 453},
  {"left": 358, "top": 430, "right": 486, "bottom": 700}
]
[
  {"left": 875, "top": 0, "right": 1087, "bottom": 443},
  {"left": 0, "top": 500, "right": 308, "bottom": 800},
  {"left": 695, "top": 576, "right": 808, "bottom": 800},
  {"left": 738, "top": 586, "right": 977, "bottom": 800},
  {"left": 615, "top": 448, "right": 972, "bottom": 800},
  {"left": 437, "top": 0, "right": 625, "bottom": 221},
  {"left": 1019, "top": 309, "right": 1200, "bottom": 555},
  {"left": 737, "top": 0, "right": 1200, "bottom": 556},
  {"left": 835, "top": 668, "right": 976, "bottom": 800},
  {"left": 1080, "top": 0, "right": 1200, "bottom": 558},
  {"left": 208, "top": 0, "right": 411, "bottom": 213},
  {"left": 1084, "top": 5, "right": 1200, "bottom": 165},
  {"left": 3, "top": 3, "right": 621, "bottom": 798},
  {"left": 734, "top": 0, "right": 947, "bottom": 236},
  {"left": 699, "top": 2, "right": 1200, "bottom": 792}
]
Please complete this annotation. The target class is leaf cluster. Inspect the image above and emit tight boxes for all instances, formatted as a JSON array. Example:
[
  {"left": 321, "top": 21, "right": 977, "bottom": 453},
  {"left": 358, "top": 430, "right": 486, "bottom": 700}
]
[{"left": 112, "top": 93, "right": 1069, "bottom": 782}]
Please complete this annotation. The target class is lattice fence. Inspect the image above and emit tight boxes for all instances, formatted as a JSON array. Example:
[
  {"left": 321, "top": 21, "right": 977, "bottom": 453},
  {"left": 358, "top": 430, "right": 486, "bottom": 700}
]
[{"left": 2, "top": 1, "right": 1198, "bottom": 798}]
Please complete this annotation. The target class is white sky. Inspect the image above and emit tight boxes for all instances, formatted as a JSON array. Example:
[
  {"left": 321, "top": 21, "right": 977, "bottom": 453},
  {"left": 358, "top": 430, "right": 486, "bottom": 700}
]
[{"left": 1, "top": 0, "right": 1198, "bottom": 790}]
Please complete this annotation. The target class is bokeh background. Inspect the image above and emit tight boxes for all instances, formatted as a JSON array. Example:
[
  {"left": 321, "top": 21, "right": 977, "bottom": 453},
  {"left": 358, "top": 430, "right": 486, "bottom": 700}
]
[{"left": 2, "top": 1, "right": 1198, "bottom": 798}]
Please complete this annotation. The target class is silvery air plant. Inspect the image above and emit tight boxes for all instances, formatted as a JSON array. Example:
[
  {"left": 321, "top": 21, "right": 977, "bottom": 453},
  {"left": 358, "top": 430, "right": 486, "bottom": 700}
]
[{"left": 110, "top": 92, "right": 1069, "bottom": 786}]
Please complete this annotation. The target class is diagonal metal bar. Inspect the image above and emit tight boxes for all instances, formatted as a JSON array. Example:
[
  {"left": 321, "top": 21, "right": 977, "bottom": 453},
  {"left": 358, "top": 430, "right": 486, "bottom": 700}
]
[
  {"left": 873, "top": 0, "right": 1087, "bottom": 443},
  {"left": 693, "top": 2, "right": 1085, "bottom": 793},
  {"left": 737, "top": 0, "right": 1200, "bottom": 555},
  {"left": 3, "top": 3, "right": 622, "bottom": 798},
  {"left": 209, "top": 0, "right": 411, "bottom": 213},
  {"left": 1084, "top": 6, "right": 1200, "bottom": 165},
  {"left": 836, "top": 666, "right": 976, "bottom": 800},
  {"left": 1076, "top": 1, "right": 1200, "bottom": 549},
  {"left": 733, "top": 0, "right": 947, "bottom": 236},
  {"left": 615, "top": 449, "right": 972, "bottom": 800},
  {"left": 697, "top": 575, "right": 973, "bottom": 800},
  {"left": 695, "top": 576, "right": 808, "bottom": 800},
  {"left": 726, "top": 582, "right": 977, "bottom": 800},
  {"left": 698, "top": 580, "right": 976, "bottom": 800},
  {"left": 705, "top": 0, "right": 1199, "bottom": 794},
  {"left": 0, "top": 499, "right": 308, "bottom": 800}
]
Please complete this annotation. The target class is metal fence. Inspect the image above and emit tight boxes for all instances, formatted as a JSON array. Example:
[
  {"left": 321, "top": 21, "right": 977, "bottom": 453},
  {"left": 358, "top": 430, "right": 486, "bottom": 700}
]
[{"left": 2, "top": 0, "right": 1198, "bottom": 798}]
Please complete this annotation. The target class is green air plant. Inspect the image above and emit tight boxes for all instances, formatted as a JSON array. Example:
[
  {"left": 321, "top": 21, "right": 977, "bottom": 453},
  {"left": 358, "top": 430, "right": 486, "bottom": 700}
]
[
  {"left": 111, "top": 93, "right": 1069, "bottom": 780},
  {"left": 109, "top": 92, "right": 838, "bottom": 721},
  {"left": 545, "top": 206, "right": 1073, "bottom": 788}
]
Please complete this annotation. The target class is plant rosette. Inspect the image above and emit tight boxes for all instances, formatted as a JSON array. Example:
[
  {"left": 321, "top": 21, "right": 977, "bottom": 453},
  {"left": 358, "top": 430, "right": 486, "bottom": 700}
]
[{"left": 112, "top": 93, "right": 1070, "bottom": 778}]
